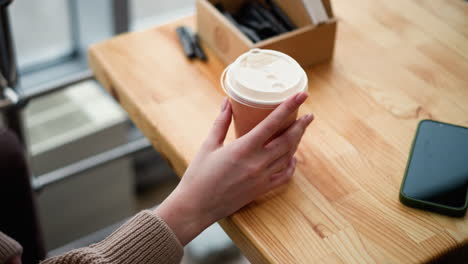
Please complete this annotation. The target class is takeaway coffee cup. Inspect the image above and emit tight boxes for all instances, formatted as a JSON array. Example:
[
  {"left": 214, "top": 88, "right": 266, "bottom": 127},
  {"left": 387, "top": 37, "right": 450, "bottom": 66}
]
[{"left": 221, "top": 49, "right": 308, "bottom": 137}]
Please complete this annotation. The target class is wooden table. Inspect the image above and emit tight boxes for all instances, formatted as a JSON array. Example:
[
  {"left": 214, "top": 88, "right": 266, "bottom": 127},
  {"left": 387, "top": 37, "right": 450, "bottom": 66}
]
[{"left": 88, "top": 0, "right": 468, "bottom": 262}]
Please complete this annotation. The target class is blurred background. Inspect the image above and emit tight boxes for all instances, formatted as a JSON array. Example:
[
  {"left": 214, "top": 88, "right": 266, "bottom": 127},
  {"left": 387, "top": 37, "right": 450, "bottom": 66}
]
[{"left": 2, "top": 0, "right": 248, "bottom": 263}]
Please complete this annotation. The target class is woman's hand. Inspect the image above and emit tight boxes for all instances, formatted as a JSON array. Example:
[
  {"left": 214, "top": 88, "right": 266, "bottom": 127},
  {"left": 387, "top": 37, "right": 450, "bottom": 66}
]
[{"left": 154, "top": 92, "right": 313, "bottom": 245}]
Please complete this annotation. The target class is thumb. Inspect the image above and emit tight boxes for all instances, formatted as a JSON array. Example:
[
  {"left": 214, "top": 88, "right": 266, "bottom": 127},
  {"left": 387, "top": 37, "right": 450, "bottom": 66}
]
[{"left": 203, "top": 98, "right": 232, "bottom": 150}]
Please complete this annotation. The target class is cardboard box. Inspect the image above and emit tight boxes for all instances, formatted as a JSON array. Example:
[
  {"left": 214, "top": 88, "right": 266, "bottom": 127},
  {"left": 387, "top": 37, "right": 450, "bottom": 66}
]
[{"left": 196, "top": 0, "right": 336, "bottom": 67}]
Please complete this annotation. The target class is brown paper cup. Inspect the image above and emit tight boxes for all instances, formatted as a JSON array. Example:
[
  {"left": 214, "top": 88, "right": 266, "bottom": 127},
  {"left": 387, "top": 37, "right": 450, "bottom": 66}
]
[
  {"left": 229, "top": 97, "right": 298, "bottom": 138},
  {"left": 221, "top": 49, "right": 307, "bottom": 138}
]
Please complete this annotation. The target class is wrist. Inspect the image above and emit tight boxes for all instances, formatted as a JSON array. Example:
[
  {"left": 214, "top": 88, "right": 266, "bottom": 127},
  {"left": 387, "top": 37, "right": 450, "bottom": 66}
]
[{"left": 153, "top": 187, "right": 212, "bottom": 245}]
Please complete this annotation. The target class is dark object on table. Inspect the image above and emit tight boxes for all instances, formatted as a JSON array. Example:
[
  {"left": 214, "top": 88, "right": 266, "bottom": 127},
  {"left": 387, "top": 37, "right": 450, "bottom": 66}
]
[
  {"left": 215, "top": 1, "right": 295, "bottom": 43},
  {"left": 223, "top": 11, "right": 262, "bottom": 42},
  {"left": 214, "top": 3, "right": 225, "bottom": 12},
  {"left": 399, "top": 120, "right": 468, "bottom": 217},
  {"left": 266, "top": 0, "right": 297, "bottom": 30},
  {"left": 249, "top": 2, "right": 288, "bottom": 34},
  {"left": 176, "top": 26, "right": 207, "bottom": 61},
  {"left": 188, "top": 30, "right": 207, "bottom": 61},
  {"left": 176, "top": 26, "right": 195, "bottom": 59},
  {"left": 236, "top": 14, "right": 277, "bottom": 40},
  {"left": 221, "top": 10, "right": 238, "bottom": 25},
  {"left": 238, "top": 4, "right": 268, "bottom": 29},
  {"left": 238, "top": 24, "right": 262, "bottom": 42}
]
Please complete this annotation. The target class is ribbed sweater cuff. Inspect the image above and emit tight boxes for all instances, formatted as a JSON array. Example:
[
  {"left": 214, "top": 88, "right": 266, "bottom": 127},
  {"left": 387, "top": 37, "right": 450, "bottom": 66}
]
[
  {"left": 91, "top": 210, "right": 183, "bottom": 264},
  {"left": 0, "top": 232, "right": 23, "bottom": 264}
]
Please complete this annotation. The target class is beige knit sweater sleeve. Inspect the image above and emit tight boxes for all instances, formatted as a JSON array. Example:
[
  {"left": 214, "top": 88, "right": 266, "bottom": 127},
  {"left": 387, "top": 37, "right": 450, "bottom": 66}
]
[
  {"left": 42, "top": 210, "right": 183, "bottom": 264},
  {"left": 0, "top": 231, "right": 23, "bottom": 264}
]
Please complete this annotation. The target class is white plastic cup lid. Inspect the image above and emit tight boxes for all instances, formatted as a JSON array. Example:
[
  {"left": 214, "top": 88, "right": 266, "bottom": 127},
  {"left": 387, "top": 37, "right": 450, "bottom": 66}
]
[{"left": 221, "top": 49, "right": 308, "bottom": 109}]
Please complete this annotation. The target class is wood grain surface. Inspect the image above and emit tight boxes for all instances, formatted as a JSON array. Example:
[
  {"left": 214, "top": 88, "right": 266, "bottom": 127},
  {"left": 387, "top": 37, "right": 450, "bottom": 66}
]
[{"left": 88, "top": 0, "right": 468, "bottom": 262}]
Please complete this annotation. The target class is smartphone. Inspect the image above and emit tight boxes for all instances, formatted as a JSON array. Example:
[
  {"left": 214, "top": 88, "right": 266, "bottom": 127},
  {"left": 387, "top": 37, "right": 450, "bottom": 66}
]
[{"left": 399, "top": 120, "right": 468, "bottom": 217}]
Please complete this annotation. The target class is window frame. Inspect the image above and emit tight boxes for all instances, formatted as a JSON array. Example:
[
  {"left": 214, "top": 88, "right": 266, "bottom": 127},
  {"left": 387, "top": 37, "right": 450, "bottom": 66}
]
[
  {"left": 6, "top": 0, "right": 142, "bottom": 189},
  {"left": 18, "top": 0, "right": 129, "bottom": 96}
]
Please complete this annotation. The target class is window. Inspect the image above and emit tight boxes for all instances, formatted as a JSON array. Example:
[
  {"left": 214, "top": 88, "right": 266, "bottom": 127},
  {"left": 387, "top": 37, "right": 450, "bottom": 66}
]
[
  {"left": 130, "top": 0, "right": 195, "bottom": 30},
  {"left": 10, "top": 0, "right": 74, "bottom": 72},
  {"left": 2, "top": 1, "right": 242, "bottom": 256},
  {"left": 5, "top": 0, "right": 202, "bottom": 185}
]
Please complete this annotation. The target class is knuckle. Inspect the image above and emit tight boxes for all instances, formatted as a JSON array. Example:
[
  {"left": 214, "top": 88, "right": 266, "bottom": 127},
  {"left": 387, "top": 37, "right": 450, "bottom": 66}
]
[
  {"left": 231, "top": 142, "right": 251, "bottom": 158},
  {"left": 245, "top": 164, "right": 261, "bottom": 179},
  {"left": 284, "top": 134, "right": 296, "bottom": 146},
  {"left": 263, "top": 120, "right": 280, "bottom": 133},
  {"left": 278, "top": 163, "right": 289, "bottom": 173},
  {"left": 277, "top": 170, "right": 293, "bottom": 184},
  {"left": 283, "top": 156, "right": 293, "bottom": 168},
  {"left": 283, "top": 100, "right": 297, "bottom": 112},
  {"left": 231, "top": 147, "right": 245, "bottom": 160},
  {"left": 244, "top": 169, "right": 256, "bottom": 179},
  {"left": 259, "top": 158, "right": 271, "bottom": 170},
  {"left": 265, "top": 141, "right": 281, "bottom": 152}
]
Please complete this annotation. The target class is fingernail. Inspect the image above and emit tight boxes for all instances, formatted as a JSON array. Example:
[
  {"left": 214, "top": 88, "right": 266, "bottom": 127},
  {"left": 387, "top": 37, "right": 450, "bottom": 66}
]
[
  {"left": 295, "top": 92, "right": 309, "bottom": 104},
  {"left": 221, "top": 97, "right": 228, "bottom": 111},
  {"left": 303, "top": 114, "right": 314, "bottom": 124}
]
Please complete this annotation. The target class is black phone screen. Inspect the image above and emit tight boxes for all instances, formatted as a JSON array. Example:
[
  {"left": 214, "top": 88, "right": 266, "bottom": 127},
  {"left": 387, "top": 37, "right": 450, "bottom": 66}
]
[{"left": 401, "top": 120, "right": 468, "bottom": 208}]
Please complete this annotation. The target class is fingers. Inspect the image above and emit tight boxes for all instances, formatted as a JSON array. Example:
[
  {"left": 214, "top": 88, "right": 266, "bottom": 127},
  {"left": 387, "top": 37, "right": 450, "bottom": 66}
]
[
  {"left": 246, "top": 92, "right": 309, "bottom": 145},
  {"left": 265, "top": 151, "right": 293, "bottom": 175},
  {"left": 267, "top": 157, "right": 297, "bottom": 191},
  {"left": 263, "top": 113, "right": 314, "bottom": 162},
  {"left": 203, "top": 98, "right": 232, "bottom": 150}
]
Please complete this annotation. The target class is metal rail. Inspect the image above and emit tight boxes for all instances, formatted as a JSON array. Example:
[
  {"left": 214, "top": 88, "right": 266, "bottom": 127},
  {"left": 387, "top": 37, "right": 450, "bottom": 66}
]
[
  {"left": 33, "top": 137, "right": 152, "bottom": 191},
  {"left": 0, "top": 0, "right": 24, "bottom": 142},
  {"left": 22, "top": 69, "right": 93, "bottom": 101}
]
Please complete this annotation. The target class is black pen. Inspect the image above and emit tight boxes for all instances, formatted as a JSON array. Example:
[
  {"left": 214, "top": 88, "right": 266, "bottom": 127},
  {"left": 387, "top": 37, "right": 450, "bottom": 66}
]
[
  {"left": 238, "top": 24, "right": 262, "bottom": 43},
  {"left": 223, "top": 11, "right": 261, "bottom": 43},
  {"left": 237, "top": 18, "right": 276, "bottom": 40},
  {"left": 176, "top": 26, "right": 195, "bottom": 59},
  {"left": 250, "top": 2, "right": 288, "bottom": 34},
  {"left": 266, "top": 0, "right": 296, "bottom": 31},
  {"left": 192, "top": 33, "right": 207, "bottom": 61}
]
